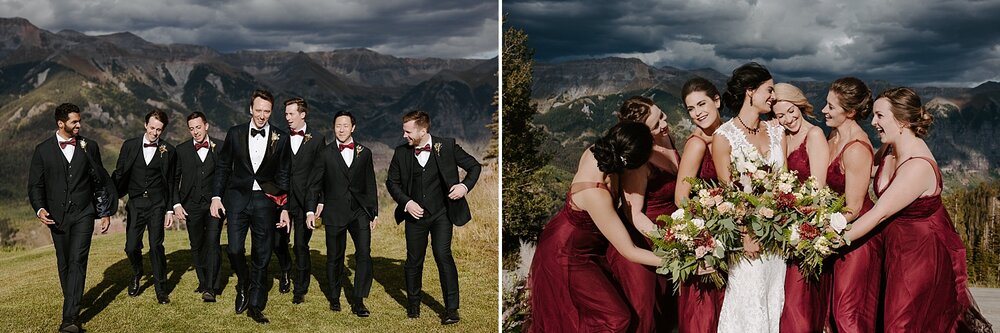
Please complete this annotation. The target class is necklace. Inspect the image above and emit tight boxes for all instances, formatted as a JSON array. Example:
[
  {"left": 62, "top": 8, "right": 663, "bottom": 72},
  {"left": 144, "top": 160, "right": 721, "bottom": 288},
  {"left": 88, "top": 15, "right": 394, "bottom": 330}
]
[{"left": 737, "top": 116, "right": 760, "bottom": 135}]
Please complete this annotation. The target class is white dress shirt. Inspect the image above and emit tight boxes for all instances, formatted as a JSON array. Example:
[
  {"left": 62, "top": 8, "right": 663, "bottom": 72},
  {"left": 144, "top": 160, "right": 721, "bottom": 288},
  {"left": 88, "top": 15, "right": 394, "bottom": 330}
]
[
  {"left": 56, "top": 131, "right": 75, "bottom": 163},
  {"left": 142, "top": 137, "right": 157, "bottom": 165},
  {"left": 248, "top": 123, "right": 270, "bottom": 191},
  {"left": 194, "top": 139, "right": 210, "bottom": 162},
  {"left": 290, "top": 124, "right": 306, "bottom": 155},
  {"left": 339, "top": 138, "right": 355, "bottom": 168},
  {"left": 416, "top": 136, "right": 432, "bottom": 167}
]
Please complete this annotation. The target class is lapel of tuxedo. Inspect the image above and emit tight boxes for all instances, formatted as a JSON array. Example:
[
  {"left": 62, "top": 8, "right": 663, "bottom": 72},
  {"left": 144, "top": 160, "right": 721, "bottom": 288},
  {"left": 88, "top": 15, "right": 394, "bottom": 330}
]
[
  {"left": 240, "top": 125, "right": 254, "bottom": 171},
  {"left": 50, "top": 137, "right": 69, "bottom": 169},
  {"left": 334, "top": 145, "right": 350, "bottom": 179},
  {"left": 67, "top": 138, "right": 85, "bottom": 172},
  {"left": 347, "top": 144, "right": 362, "bottom": 180}
]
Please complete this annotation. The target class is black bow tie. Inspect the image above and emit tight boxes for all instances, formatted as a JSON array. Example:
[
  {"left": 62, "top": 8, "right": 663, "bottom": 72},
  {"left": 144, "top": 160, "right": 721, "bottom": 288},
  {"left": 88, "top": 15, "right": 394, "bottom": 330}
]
[{"left": 251, "top": 128, "right": 266, "bottom": 138}]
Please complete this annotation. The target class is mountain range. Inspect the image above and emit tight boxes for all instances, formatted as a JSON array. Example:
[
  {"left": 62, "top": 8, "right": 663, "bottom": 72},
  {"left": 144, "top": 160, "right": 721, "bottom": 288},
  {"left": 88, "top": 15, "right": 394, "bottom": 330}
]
[
  {"left": 530, "top": 57, "right": 1000, "bottom": 181},
  {"left": 0, "top": 17, "right": 497, "bottom": 200}
]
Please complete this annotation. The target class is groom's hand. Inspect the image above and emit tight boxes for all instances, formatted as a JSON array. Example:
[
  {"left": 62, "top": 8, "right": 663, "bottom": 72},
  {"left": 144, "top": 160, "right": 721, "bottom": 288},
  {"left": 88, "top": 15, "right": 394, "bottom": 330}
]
[
  {"left": 447, "top": 184, "right": 468, "bottom": 200},
  {"left": 405, "top": 200, "right": 424, "bottom": 219}
]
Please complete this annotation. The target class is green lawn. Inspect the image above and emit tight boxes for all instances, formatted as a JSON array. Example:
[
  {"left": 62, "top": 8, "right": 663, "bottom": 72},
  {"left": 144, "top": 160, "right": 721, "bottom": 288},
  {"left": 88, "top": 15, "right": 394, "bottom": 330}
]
[{"left": 0, "top": 172, "right": 499, "bottom": 332}]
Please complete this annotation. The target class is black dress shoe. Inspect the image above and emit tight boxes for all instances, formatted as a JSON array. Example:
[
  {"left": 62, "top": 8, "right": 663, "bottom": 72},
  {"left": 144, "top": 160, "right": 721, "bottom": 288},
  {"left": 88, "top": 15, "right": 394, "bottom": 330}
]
[
  {"left": 351, "top": 301, "right": 370, "bottom": 317},
  {"left": 329, "top": 301, "right": 341, "bottom": 312},
  {"left": 203, "top": 291, "right": 216, "bottom": 302},
  {"left": 278, "top": 272, "right": 291, "bottom": 294},
  {"left": 441, "top": 309, "right": 460, "bottom": 325},
  {"left": 406, "top": 304, "right": 420, "bottom": 319},
  {"left": 234, "top": 289, "right": 249, "bottom": 314},
  {"left": 247, "top": 308, "right": 269, "bottom": 324},
  {"left": 128, "top": 275, "right": 141, "bottom": 297},
  {"left": 292, "top": 294, "right": 304, "bottom": 304},
  {"left": 157, "top": 294, "right": 171, "bottom": 304},
  {"left": 195, "top": 287, "right": 204, "bottom": 294},
  {"left": 58, "top": 322, "right": 81, "bottom": 333}
]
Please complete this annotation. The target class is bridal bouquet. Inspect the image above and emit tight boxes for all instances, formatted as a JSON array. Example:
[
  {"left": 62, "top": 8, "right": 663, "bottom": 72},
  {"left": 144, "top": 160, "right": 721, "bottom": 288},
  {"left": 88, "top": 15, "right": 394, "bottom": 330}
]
[
  {"left": 727, "top": 144, "right": 794, "bottom": 253},
  {"left": 781, "top": 176, "right": 851, "bottom": 279},
  {"left": 647, "top": 180, "right": 741, "bottom": 290}
]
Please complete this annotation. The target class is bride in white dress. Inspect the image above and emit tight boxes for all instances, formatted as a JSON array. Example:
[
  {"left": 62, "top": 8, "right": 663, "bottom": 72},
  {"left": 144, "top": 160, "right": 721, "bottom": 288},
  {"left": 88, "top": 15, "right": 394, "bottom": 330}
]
[{"left": 711, "top": 62, "right": 787, "bottom": 333}]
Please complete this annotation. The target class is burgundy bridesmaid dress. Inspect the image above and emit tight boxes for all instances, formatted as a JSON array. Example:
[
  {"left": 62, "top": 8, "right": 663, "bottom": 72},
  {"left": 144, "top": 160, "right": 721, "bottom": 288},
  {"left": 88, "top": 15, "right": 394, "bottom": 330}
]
[
  {"left": 676, "top": 135, "right": 725, "bottom": 333},
  {"left": 606, "top": 157, "right": 680, "bottom": 332},
  {"left": 874, "top": 156, "right": 971, "bottom": 332},
  {"left": 780, "top": 138, "right": 835, "bottom": 333},
  {"left": 828, "top": 140, "right": 882, "bottom": 333},
  {"left": 529, "top": 182, "right": 632, "bottom": 333}
]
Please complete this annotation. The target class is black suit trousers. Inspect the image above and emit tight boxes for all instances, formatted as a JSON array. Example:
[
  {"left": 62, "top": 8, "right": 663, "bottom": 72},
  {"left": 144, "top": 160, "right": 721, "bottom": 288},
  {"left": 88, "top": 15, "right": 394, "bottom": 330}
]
[
  {"left": 50, "top": 213, "right": 94, "bottom": 321},
  {"left": 184, "top": 199, "right": 222, "bottom": 292},
  {"left": 404, "top": 212, "right": 459, "bottom": 310},
  {"left": 226, "top": 191, "right": 276, "bottom": 311},
  {"left": 273, "top": 208, "right": 313, "bottom": 295},
  {"left": 326, "top": 211, "right": 373, "bottom": 302},
  {"left": 124, "top": 198, "right": 168, "bottom": 295}
]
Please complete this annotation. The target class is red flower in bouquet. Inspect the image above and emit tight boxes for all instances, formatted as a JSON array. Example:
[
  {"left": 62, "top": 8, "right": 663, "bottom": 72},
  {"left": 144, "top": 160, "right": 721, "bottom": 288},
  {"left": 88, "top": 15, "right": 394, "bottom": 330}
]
[
  {"left": 798, "top": 223, "right": 820, "bottom": 240},
  {"left": 663, "top": 229, "right": 676, "bottom": 243},
  {"left": 694, "top": 229, "right": 714, "bottom": 248},
  {"left": 776, "top": 192, "right": 797, "bottom": 210}
]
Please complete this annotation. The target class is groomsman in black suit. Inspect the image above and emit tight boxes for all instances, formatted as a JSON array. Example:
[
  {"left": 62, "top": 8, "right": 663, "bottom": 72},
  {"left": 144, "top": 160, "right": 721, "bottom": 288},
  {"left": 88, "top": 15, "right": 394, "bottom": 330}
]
[
  {"left": 272, "top": 97, "right": 325, "bottom": 303},
  {"left": 112, "top": 110, "right": 176, "bottom": 305},
  {"left": 170, "top": 112, "right": 224, "bottom": 302},
  {"left": 210, "top": 89, "right": 291, "bottom": 324},
  {"left": 306, "top": 111, "right": 378, "bottom": 317},
  {"left": 386, "top": 110, "right": 481, "bottom": 325},
  {"left": 28, "top": 103, "right": 116, "bottom": 333}
]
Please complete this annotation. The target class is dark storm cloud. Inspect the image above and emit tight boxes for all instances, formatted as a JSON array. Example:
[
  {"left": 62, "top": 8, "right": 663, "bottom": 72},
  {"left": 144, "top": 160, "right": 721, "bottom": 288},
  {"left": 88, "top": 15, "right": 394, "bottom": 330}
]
[
  {"left": 2, "top": 0, "right": 498, "bottom": 58},
  {"left": 505, "top": 0, "right": 1000, "bottom": 86}
]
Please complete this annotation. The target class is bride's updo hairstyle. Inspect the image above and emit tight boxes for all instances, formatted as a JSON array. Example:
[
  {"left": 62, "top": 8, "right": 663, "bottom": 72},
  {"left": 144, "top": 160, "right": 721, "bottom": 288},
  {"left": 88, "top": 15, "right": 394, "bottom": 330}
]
[
  {"left": 617, "top": 95, "right": 656, "bottom": 123},
  {"left": 721, "top": 62, "right": 772, "bottom": 113},
  {"left": 591, "top": 122, "right": 654, "bottom": 174},
  {"left": 878, "top": 87, "right": 934, "bottom": 138}
]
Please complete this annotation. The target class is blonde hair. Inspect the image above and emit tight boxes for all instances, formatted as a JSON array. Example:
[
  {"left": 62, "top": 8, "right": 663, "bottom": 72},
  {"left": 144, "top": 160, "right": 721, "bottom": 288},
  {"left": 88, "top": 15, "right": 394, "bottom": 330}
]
[{"left": 773, "top": 83, "right": 814, "bottom": 117}]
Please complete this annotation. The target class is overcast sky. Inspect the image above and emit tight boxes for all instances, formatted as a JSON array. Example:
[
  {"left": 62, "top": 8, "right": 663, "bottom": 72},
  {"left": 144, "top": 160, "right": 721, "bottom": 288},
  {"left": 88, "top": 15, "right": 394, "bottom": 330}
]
[
  {"left": 1, "top": 0, "right": 498, "bottom": 59},
  {"left": 505, "top": 0, "right": 1000, "bottom": 87}
]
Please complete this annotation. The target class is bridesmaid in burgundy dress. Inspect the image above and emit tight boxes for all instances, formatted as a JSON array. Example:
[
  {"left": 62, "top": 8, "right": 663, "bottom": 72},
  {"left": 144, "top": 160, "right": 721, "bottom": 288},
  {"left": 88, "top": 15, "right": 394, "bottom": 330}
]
[
  {"left": 529, "top": 122, "right": 666, "bottom": 333},
  {"left": 821, "top": 77, "right": 881, "bottom": 333},
  {"left": 672, "top": 77, "right": 725, "bottom": 333},
  {"left": 609, "top": 96, "right": 679, "bottom": 332},
  {"left": 844, "top": 87, "right": 971, "bottom": 332},
  {"left": 772, "top": 83, "right": 832, "bottom": 333}
]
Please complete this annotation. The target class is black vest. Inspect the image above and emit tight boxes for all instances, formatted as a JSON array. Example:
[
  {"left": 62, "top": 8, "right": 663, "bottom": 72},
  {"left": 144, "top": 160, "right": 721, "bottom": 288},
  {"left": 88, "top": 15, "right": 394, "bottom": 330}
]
[
  {"left": 129, "top": 151, "right": 166, "bottom": 203},
  {"left": 191, "top": 152, "right": 215, "bottom": 204},
  {"left": 412, "top": 153, "right": 447, "bottom": 220}
]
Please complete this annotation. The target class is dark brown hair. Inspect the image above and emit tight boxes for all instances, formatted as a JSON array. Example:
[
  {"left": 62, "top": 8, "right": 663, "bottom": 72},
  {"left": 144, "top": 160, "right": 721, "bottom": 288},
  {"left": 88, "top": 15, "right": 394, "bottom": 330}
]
[
  {"left": 617, "top": 96, "right": 656, "bottom": 123},
  {"left": 830, "top": 77, "right": 873, "bottom": 120},
  {"left": 878, "top": 87, "right": 933, "bottom": 138},
  {"left": 402, "top": 110, "right": 431, "bottom": 129},
  {"left": 249, "top": 88, "right": 273, "bottom": 108},
  {"left": 54, "top": 103, "right": 81, "bottom": 123},
  {"left": 284, "top": 97, "right": 308, "bottom": 114},
  {"left": 681, "top": 77, "right": 721, "bottom": 104},
  {"left": 145, "top": 110, "right": 169, "bottom": 127},
  {"left": 187, "top": 111, "right": 207, "bottom": 123}
]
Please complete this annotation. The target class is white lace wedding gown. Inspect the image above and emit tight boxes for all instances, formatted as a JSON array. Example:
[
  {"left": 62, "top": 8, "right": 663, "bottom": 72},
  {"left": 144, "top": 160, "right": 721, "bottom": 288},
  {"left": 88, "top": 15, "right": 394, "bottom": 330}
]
[{"left": 715, "top": 119, "right": 787, "bottom": 333}]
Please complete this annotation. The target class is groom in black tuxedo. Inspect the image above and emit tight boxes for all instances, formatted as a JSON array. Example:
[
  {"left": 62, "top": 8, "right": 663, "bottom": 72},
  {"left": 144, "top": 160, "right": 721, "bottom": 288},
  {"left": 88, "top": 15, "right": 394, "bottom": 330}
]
[
  {"left": 386, "top": 110, "right": 481, "bottom": 325},
  {"left": 210, "top": 88, "right": 291, "bottom": 324},
  {"left": 306, "top": 111, "right": 378, "bottom": 317},
  {"left": 272, "top": 97, "right": 325, "bottom": 303},
  {"left": 28, "top": 103, "right": 116, "bottom": 333},
  {"left": 170, "top": 112, "right": 224, "bottom": 302},
  {"left": 111, "top": 110, "right": 176, "bottom": 305}
]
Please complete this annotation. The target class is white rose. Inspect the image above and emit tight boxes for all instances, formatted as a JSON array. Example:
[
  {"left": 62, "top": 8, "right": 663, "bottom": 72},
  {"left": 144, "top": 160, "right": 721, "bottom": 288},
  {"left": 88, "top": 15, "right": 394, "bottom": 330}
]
[
  {"left": 671, "top": 209, "right": 686, "bottom": 221},
  {"left": 695, "top": 246, "right": 709, "bottom": 258},
  {"left": 753, "top": 169, "right": 768, "bottom": 180},
  {"left": 698, "top": 189, "right": 710, "bottom": 198},
  {"left": 829, "top": 212, "right": 848, "bottom": 233},
  {"left": 699, "top": 196, "right": 716, "bottom": 207},
  {"left": 691, "top": 218, "right": 706, "bottom": 229},
  {"left": 740, "top": 174, "right": 753, "bottom": 193},
  {"left": 778, "top": 183, "right": 793, "bottom": 193},
  {"left": 759, "top": 207, "right": 774, "bottom": 219},
  {"left": 712, "top": 195, "right": 724, "bottom": 206},
  {"left": 717, "top": 201, "right": 734, "bottom": 214}
]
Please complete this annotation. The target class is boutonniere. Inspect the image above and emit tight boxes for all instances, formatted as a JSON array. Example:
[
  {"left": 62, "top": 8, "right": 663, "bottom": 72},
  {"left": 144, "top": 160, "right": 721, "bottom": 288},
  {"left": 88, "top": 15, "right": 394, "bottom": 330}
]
[
  {"left": 356, "top": 145, "right": 365, "bottom": 153},
  {"left": 270, "top": 132, "right": 280, "bottom": 149},
  {"left": 434, "top": 142, "right": 442, "bottom": 156},
  {"left": 158, "top": 144, "right": 167, "bottom": 158},
  {"left": 304, "top": 133, "right": 312, "bottom": 143},
  {"left": 79, "top": 139, "right": 88, "bottom": 152},
  {"left": 210, "top": 141, "right": 217, "bottom": 153}
]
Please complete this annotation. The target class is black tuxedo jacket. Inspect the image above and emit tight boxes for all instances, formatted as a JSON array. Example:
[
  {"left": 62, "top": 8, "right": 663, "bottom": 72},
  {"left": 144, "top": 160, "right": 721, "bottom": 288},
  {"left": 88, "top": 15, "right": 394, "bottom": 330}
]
[
  {"left": 28, "top": 135, "right": 117, "bottom": 230},
  {"left": 307, "top": 140, "right": 378, "bottom": 226},
  {"left": 213, "top": 123, "right": 291, "bottom": 213},
  {"left": 386, "top": 136, "right": 481, "bottom": 226},
  {"left": 287, "top": 126, "right": 326, "bottom": 214},
  {"left": 112, "top": 137, "right": 176, "bottom": 203},
  {"left": 171, "top": 137, "right": 222, "bottom": 206}
]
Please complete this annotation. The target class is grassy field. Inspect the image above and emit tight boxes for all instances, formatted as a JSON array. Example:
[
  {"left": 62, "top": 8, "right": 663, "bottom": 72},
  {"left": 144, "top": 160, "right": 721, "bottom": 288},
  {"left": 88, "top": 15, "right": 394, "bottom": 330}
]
[{"left": 0, "top": 171, "right": 499, "bottom": 332}]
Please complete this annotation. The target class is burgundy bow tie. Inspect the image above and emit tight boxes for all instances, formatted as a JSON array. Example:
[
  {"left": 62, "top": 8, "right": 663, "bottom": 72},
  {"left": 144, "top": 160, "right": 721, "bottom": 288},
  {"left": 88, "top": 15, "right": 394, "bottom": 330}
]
[
  {"left": 414, "top": 144, "right": 431, "bottom": 155},
  {"left": 290, "top": 129, "right": 305, "bottom": 136},
  {"left": 194, "top": 141, "right": 210, "bottom": 150},
  {"left": 143, "top": 142, "right": 158, "bottom": 148},
  {"left": 59, "top": 138, "right": 77, "bottom": 149},
  {"left": 339, "top": 142, "right": 355, "bottom": 152}
]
